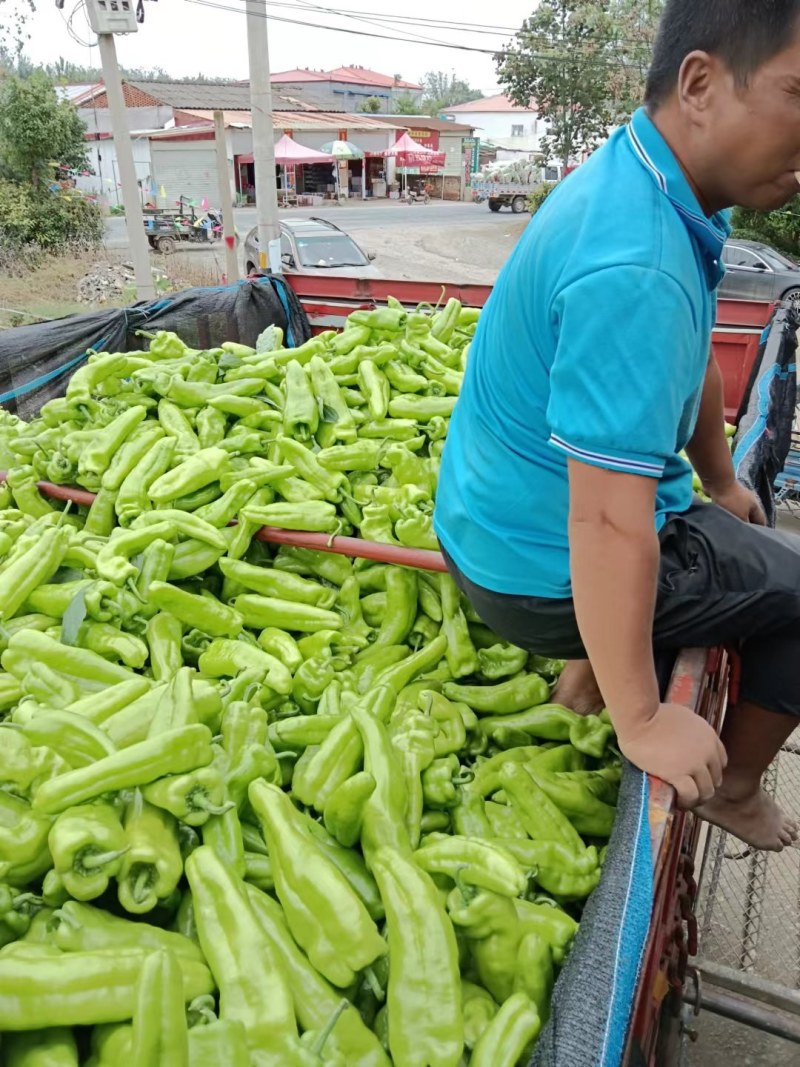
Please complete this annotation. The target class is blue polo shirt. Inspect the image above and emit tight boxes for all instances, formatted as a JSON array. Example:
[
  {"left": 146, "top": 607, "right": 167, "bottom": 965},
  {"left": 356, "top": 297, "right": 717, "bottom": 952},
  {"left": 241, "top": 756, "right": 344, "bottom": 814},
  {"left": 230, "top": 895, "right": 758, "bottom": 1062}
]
[{"left": 434, "top": 108, "right": 731, "bottom": 598}]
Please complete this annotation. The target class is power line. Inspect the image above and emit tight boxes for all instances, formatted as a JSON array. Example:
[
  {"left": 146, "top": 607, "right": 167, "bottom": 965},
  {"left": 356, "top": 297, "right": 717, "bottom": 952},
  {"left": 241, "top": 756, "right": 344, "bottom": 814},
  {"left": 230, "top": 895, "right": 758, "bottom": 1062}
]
[{"left": 183, "top": 0, "right": 649, "bottom": 67}]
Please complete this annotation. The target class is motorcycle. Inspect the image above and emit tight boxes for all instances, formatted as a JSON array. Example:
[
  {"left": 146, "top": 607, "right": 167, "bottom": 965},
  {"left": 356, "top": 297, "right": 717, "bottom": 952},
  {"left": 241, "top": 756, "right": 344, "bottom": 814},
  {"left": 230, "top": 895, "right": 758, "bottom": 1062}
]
[{"left": 405, "top": 184, "right": 431, "bottom": 205}]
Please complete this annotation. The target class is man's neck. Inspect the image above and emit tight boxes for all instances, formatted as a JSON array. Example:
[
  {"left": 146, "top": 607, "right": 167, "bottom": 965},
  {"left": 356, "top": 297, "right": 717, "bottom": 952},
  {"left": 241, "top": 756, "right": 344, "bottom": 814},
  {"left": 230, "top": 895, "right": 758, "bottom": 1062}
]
[{"left": 646, "top": 105, "right": 723, "bottom": 217}]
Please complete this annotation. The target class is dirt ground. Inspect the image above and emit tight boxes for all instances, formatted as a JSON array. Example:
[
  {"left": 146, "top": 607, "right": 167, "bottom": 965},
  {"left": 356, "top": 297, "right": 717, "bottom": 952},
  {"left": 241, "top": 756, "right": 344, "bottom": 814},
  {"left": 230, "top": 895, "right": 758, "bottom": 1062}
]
[{"left": 0, "top": 217, "right": 527, "bottom": 327}]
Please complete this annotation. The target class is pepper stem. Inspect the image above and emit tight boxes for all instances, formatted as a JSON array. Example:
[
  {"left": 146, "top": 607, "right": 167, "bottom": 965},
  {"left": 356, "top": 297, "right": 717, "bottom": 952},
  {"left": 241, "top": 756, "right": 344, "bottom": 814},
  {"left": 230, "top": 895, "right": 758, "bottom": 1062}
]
[
  {"left": 453, "top": 864, "right": 476, "bottom": 904},
  {"left": 310, "top": 999, "right": 350, "bottom": 1057},
  {"left": 362, "top": 966, "right": 385, "bottom": 1003},
  {"left": 79, "top": 846, "right": 129, "bottom": 872},
  {"left": 131, "top": 865, "right": 154, "bottom": 905},
  {"left": 187, "top": 994, "right": 218, "bottom": 1028},
  {"left": 56, "top": 500, "right": 73, "bottom": 528}
]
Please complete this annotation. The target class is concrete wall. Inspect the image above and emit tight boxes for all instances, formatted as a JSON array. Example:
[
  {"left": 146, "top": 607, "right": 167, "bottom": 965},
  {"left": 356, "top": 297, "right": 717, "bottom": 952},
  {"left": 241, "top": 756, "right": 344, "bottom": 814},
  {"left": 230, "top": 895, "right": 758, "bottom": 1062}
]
[
  {"left": 443, "top": 108, "right": 542, "bottom": 143},
  {"left": 77, "top": 136, "right": 153, "bottom": 202}
]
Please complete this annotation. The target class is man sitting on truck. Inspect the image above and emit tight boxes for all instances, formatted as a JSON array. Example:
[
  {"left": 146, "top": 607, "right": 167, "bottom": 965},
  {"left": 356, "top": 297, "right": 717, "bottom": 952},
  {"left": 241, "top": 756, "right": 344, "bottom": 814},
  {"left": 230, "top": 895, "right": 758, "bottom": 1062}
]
[{"left": 435, "top": 0, "right": 800, "bottom": 852}]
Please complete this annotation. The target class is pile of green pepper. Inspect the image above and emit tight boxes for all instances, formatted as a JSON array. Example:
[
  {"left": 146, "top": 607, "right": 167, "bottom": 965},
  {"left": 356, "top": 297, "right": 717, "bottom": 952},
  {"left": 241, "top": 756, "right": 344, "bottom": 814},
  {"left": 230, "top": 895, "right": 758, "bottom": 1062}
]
[
  {"left": 0, "top": 302, "right": 621, "bottom": 1066},
  {"left": 0, "top": 296, "right": 479, "bottom": 552}
]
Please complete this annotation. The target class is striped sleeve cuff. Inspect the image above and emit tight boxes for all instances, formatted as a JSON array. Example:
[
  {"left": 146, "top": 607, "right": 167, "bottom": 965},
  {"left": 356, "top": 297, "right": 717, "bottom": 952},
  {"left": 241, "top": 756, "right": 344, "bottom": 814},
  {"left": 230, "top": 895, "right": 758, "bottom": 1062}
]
[{"left": 549, "top": 434, "right": 665, "bottom": 478}]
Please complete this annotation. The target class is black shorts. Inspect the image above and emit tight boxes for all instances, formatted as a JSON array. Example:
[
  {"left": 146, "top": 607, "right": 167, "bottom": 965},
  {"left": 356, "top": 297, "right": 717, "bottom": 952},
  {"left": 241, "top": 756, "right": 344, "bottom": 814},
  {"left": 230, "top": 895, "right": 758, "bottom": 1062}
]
[{"left": 442, "top": 502, "right": 800, "bottom": 717}]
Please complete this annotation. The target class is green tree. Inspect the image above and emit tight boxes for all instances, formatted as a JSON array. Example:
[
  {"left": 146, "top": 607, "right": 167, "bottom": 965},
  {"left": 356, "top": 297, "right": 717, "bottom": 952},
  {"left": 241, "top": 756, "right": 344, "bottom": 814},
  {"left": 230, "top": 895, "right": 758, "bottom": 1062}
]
[
  {"left": 0, "top": 72, "right": 89, "bottom": 187},
  {"left": 360, "top": 96, "right": 382, "bottom": 113},
  {"left": 421, "top": 70, "right": 483, "bottom": 114},
  {"left": 731, "top": 200, "right": 800, "bottom": 258},
  {"left": 496, "top": 0, "right": 661, "bottom": 169},
  {"left": 393, "top": 93, "right": 423, "bottom": 115}
]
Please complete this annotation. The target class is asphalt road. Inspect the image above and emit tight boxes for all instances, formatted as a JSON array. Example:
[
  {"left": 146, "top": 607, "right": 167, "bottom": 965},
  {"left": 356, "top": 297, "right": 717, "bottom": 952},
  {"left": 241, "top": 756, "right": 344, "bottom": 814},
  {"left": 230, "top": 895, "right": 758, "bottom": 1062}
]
[{"left": 103, "top": 200, "right": 513, "bottom": 249}]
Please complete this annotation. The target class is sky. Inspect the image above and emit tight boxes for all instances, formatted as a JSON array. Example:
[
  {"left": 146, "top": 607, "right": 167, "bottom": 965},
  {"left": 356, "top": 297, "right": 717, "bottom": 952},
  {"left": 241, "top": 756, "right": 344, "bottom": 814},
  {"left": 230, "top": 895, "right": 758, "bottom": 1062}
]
[{"left": 9, "top": 0, "right": 538, "bottom": 95}]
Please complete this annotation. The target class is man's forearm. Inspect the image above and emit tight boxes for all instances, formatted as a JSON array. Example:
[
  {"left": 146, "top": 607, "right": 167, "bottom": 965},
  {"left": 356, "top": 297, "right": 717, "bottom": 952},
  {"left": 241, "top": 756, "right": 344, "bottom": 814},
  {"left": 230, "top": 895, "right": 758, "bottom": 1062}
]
[
  {"left": 685, "top": 356, "right": 735, "bottom": 493},
  {"left": 570, "top": 517, "right": 661, "bottom": 734}
]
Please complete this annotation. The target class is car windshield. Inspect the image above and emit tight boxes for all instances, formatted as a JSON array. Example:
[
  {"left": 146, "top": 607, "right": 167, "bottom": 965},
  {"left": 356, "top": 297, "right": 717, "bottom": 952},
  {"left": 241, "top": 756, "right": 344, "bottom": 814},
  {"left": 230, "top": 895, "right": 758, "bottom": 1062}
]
[
  {"left": 760, "top": 247, "right": 799, "bottom": 271},
  {"left": 294, "top": 234, "right": 368, "bottom": 268}
]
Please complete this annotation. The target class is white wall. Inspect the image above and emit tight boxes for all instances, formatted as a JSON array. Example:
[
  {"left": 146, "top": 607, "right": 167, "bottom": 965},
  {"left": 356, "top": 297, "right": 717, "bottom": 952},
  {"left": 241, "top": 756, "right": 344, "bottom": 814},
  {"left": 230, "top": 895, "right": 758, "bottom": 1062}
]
[
  {"left": 443, "top": 108, "right": 541, "bottom": 143},
  {"left": 77, "top": 136, "right": 152, "bottom": 203}
]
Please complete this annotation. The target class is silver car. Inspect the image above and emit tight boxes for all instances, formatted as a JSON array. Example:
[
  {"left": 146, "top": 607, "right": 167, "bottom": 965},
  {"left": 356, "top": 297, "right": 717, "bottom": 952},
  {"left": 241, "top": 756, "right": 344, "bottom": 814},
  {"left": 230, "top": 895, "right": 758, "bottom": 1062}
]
[
  {"left": 243, "top": 217, "right": 380, "bottom": 277},
  {"left": 720, "top": 239, "right": 800, "bottom": 308}
]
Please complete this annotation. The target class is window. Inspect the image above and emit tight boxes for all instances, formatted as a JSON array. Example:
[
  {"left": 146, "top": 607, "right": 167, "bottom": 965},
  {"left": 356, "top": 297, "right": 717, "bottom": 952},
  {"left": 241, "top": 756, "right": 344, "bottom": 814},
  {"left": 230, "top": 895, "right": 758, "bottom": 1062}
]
[
  {"left": 511, "top": 124, "right": 524, "bottom": 137},
  {"left": 294, "top": 234, "right": 368, "bottom": 268},
  {"left": 725, "top": 247, "right": 765, "bottom": 269}
]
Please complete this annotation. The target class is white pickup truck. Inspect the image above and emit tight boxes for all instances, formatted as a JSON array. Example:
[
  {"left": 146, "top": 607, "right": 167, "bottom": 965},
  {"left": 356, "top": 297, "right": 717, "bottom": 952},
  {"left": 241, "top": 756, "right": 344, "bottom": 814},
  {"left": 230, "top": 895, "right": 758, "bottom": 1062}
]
[{"left": 470, "top": 180, "right": 537, "bottom": 213}]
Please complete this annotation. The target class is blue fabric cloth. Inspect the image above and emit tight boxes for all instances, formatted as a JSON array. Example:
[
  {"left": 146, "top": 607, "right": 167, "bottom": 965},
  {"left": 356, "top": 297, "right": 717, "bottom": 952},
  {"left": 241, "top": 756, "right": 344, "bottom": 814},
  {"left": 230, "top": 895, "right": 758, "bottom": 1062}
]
[{"left": 434, "top": 108, "right": 731, "bottom": 598}]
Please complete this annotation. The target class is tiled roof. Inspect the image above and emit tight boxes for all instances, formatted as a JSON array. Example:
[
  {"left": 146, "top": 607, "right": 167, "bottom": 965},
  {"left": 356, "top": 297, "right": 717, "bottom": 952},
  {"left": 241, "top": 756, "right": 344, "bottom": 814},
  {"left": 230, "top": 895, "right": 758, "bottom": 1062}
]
[
  {"left": 271, "top": 67, "right": 422, "bottom": 91},
  {"left": 444, "top": 93, "right": 537, "bottom": 114},
  {"left": 173, "top": 109, "right": 403, "bottom": 132},
  {"left": 388, "top": 116, "right": 475, "bottom": 134}
]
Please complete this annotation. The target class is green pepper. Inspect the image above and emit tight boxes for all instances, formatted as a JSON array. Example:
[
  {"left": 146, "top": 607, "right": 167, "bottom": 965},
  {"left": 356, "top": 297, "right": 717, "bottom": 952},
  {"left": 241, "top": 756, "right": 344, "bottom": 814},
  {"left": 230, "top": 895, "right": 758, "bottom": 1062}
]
[
  {"left": 350, "top": 689, "right": 410, "bottom": 859},
  {"left": 389, "top": 711, "right": 436, "bottom": 849},
  {"left": 370, "top": 846, "right": 463, "bottom": 1067},
  {"left": 157, "top": 397, "right": 200, "bottom": 454},
  {"left": 147, "top": 581, "right": 243, "bottom": 638},
  {"left": 240, "top": 499, "right": 341, "bottom": 534},
  {"left": 438, "top": 573, "right": 479, "bottom": 678},
  {"left": 218, "top": 556, "right": 336, "bottom": 608},
  {"left": 372, "top": 567, "right": 417, "bottom": 647},
  {"left": 387, "top": 394, "right": 457, "bottom": 421},
  {"left": 139, "top": 329, "right": 192, "bottom": 361},
  {"left": 195, "top": 404, "right": 229, "bottom": 448},
  {"left": 469, "top": 991, "right": 540, "bottom": 1067},
  {"left": 79, "top": 622, "right": 148, "bottom": 670},
  {"left": 129, "top": 948, "right": 189, "bottom": 1067},
  {"left": 291, "top": 712, "right": 364, "bottom": 813},
  {"left": 0, "top": 945, "right": 213, "bottom": 1030},
  {"left": 512, "top": 896, "right": 580, "bottom": 960},
  {"left": 169, "top": 377, "right": 264, "bottom": 409},
  {"left": 0, "top": 524, "right": 71, "bottom": 621},
  {"left": 395, "top": 507, "right": 439, "bottom": 551},
  {"left": 0, "top": 791, "right": 52, "bottom": 887},
  {"left": 4, "top": 629, "right": 139, "bottom": 692},
  {"left": 188, "top": 1020, "right": 250, "bottom": 1066},
  {"left": 147, "top": 447, "right": 229, "bottom": 505},
  {"left": 118, "top": 793, "right": 183, "bottom": 914},
  {"left": 78, "top": 406, "right": 148, "bottom": 482},
  {"left": 359, "top": 503, "right": 397, "bottom": 544},
  {"left": 132, "top": 509, "right": 228, "bottom": 552},
  {"left": 2, "top": 1027, "right": 79, "bottom": 1066},
  {"left": 144, "top": 612, "right": 182, "bottom": 682},
  {"left": 0, "top": 884, "right": 42, "bottom": 948},
  {"left": 198, "top": 637, "right": 293, "bottom": 695},
  {"left": 142, "top": 766, "right": 232, "bottom": 826},
  {"left": 273, "top": 545, "right": 352, "bottom": 586},
  {"left": 258, "top": 626, "right": 304, "bottom": 672},
  {"left": 499, "top": 762, "right": 586, "bottom": 855},
  {"left": 371, "top": 633, "right": 448, "bottom": 695},
  {"left": 303, "top": 817, "right": 384, "bottom": 923},
  {"left": 62, "top": 679, "right": 150, "bottom": 731},
  {"left": 477, "top": 642, "right": 529, "bottom": 680},
  {"left": 461, "top": 981, "right": 498, "bottom": 1051},
  {"left": 442, "top": 674, "right": 551, "bottom": 715},
  {"left": 282, "top": 359, "right": 319, "bottom": 442},
  {"left": 514, "top": 929, "right": 555, "bottom": 1022},
  {"left": 245, "top": 886, "right": 391, "bottom": 1067},
  {"left": 33, "top": 724, "right": 214, "bottom": 815},
  {"left": 525, "top": 768, "right": 617, "bottom": 837},
  {"left": 48, "top": 802, "right": 128, "bottom": 900},
  {"left": 322, "top": 771, "right": 376, "bottom": 848},
  {"left": 232, "top": 593, "right": 342, "bottom": 634},
  {"left": 447, "top": 882, "right": 521, "bottom": 1003},
  {"left": 51, "top": 900, "right": 204, "bottom": 960},
  {"left": 18, "top": 710, "right": 116, "bottom": 767},
  {"left": 357, "top": 362, "right": 390, "bottom": 420},
  {"left": 416, "top": 832, "right": 528, "bottom": 897},
  {"left": 308, "top": 356, "right": 358, "bottom": 448},
  {"left": 249, "top": 779, "right": 387, "bottom": 988},
  {"left": 6, "top": 467, "right": 57, "bottom": 519}
]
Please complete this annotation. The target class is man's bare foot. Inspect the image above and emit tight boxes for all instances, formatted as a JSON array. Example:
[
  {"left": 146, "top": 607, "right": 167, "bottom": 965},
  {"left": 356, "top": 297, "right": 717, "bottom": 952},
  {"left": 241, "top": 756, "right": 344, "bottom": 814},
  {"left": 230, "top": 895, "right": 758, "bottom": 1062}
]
[
  {"left": 694, "top": 787, "right": 799, "bottom": 852},
  {"left": 551, "top": 659, "right": 604, "bottom": 717}
]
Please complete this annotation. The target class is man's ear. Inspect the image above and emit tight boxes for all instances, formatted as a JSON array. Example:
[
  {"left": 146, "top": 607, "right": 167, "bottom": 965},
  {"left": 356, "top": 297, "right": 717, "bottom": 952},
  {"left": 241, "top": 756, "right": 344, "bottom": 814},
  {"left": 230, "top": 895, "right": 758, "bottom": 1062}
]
[{"left": 677, "top": 50, "right": 727, "bottom": 124}]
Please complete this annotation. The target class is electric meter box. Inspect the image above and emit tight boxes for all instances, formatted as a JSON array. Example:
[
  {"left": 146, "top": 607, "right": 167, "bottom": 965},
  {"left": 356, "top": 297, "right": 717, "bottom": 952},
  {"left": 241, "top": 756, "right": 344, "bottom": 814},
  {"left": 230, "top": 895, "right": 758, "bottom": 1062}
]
[{"left": 84, "top": 0, "right": 139, "bottom": 34}]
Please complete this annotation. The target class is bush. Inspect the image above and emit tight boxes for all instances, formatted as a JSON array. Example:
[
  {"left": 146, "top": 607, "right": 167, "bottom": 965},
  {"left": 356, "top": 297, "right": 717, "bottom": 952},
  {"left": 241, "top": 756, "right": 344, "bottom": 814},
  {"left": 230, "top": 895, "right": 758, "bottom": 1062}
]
[
  {"left": 0, "top": 180, "right": 103, "bottom": 269},
  {"left": 527, "top": 181, "right": 558, "bottom": 216},
  {"left": 731, "top": 197, "right": 800, "bottom": 258}
]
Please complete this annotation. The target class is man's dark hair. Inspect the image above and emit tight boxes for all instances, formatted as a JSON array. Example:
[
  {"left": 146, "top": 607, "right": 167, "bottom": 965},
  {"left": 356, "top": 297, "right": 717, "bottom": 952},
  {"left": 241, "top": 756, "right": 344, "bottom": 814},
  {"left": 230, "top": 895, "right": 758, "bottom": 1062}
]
[{"left": 645, "top": 0, "right": 800, "bottom": 106}]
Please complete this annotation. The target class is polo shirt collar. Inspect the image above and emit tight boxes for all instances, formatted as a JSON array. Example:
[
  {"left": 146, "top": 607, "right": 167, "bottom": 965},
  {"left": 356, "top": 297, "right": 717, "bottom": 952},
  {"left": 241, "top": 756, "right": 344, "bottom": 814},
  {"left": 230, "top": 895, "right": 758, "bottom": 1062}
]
[{"left": 627, "top": 107, "right": 730, "bottom": 285}]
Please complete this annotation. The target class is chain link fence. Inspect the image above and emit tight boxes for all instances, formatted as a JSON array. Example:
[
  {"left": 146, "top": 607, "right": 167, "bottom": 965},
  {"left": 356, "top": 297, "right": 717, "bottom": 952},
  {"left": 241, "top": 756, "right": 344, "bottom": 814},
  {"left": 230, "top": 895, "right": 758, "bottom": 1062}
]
[{"left": 695, "top": 728, "right": 800, "bottom": 993}]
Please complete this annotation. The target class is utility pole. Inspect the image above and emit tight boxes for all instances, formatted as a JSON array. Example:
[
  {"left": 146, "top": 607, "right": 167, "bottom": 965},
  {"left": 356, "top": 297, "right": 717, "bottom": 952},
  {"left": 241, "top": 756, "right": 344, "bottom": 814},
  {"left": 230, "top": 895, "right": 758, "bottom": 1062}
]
[
  {"left": 86, "top": 0, "right": 155, "bottom": 300},
  {"left": 245, "top": 0, "right": 281, "bottom": 274},
  {"left": 213, "top": 111, "right": 240, "bottom": 283}
]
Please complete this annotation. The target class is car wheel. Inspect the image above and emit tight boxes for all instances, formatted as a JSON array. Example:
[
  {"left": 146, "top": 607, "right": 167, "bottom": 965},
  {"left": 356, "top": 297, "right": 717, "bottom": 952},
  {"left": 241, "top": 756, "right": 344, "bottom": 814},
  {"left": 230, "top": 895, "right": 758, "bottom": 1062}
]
[
  {"left": 782, "top": 287, "right": 800, "bottom": 312},
  {"left": 156, "top": 236, "right": 176, "bottom": 254},
  {"left": 511, "top": 196, "right": 526, "bottom": 214},
  {"left": 489, "top": 201, "right": 502, "bottom": 212}
]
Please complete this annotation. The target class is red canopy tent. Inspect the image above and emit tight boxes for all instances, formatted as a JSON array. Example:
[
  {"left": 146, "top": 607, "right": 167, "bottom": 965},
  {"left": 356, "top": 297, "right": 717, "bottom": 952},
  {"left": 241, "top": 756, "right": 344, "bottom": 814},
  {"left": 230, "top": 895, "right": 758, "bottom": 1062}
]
[
  {"left": 383, "top": 132, "right": 446, "bottom": 196},
  {"left": 272, "top": 135, "right": 334, "bottom": 203}
]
